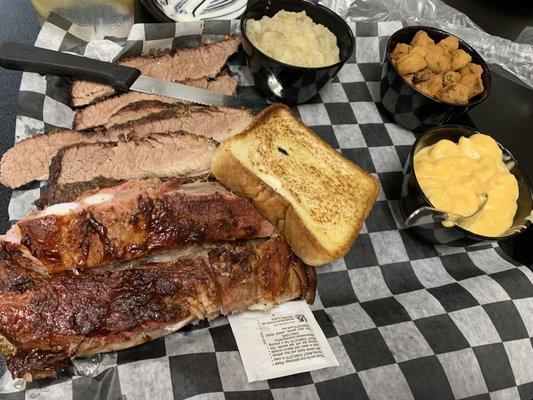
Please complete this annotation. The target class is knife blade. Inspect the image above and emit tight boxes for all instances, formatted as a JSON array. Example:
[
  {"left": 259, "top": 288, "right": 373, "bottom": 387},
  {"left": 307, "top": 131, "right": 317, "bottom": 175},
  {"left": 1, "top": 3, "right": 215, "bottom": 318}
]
[
  {"left": 0, "top": 40, "right": 266, "bottom": 111},
  {"left": 129, "top": 75, "right": 262, "bottom": 110}
]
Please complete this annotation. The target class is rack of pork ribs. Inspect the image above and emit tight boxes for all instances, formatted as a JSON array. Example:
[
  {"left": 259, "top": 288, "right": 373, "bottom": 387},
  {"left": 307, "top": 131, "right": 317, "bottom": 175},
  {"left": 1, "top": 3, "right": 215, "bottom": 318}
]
[{"left": 0, "top": 178, "right": 316, "bottom": 381}]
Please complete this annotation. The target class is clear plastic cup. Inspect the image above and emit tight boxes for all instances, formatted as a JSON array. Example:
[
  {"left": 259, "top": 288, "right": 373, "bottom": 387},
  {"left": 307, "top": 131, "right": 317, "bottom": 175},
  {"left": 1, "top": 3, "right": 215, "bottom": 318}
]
[{"left": 29, "top": 0, "right": 134, "bottom": 37}]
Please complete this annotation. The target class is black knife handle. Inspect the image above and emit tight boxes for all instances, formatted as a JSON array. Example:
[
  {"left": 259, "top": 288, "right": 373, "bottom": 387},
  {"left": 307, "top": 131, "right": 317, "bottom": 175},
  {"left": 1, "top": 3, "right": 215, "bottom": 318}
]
[{"left": 0, "top": 41, "right": 141, "bottom": 91}]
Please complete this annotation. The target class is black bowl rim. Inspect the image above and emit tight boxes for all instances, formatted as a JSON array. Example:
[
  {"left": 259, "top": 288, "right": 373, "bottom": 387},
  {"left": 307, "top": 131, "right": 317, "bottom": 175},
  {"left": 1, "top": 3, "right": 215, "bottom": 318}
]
[
  {"left": 139, "top": 0, "right": 175, "bottom": 22},
  {"left": 409, "top": 124, "right": 533, "bottom": 241},
  {"left": 240, "top": 0, "right": 355, "bottom": 71},
  {"left": 385, "top": 25, "right": 493, "bottom": 107}
]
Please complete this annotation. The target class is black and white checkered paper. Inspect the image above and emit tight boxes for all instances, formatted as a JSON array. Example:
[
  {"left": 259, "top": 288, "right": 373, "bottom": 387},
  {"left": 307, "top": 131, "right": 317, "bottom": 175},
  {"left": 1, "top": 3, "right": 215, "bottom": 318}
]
[{"left": 1, "top": 13, "right": 533, "bottom": 400}]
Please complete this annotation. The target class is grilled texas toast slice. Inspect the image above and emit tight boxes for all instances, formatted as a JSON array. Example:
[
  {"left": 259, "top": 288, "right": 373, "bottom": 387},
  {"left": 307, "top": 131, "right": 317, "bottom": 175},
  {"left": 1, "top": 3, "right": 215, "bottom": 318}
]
[{"left": 211, "top": 104, "right": 380, "bottom": 266}]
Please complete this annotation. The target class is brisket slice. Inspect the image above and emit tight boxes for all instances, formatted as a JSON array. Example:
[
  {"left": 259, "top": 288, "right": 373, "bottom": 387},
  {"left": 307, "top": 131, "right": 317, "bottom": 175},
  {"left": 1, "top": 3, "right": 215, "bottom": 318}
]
[
  {"left": 51, "top": 132, "right": 216, "bottom": 186},
  {"left": 35, "top": 132, "right": 217, "bottom": 208},
  {"left": 104, "top": 101, "right": 171, "bottom": 129},
  {"left": 0, "top": 237, "right": 316, "bottom": 380},
  {"left": 103, "top": 105, "right": 253, "bottom": 143},
  {"left": 0, "top": 130, "right": 93, "bottom": 189},
  {"left": 0, "top": 105, "right": 252, "bottom": 189},
  {"left": 70, "top": 36, "right": 241, "bottom": 107},
  {"left": 6, "top": 179, "right": 275, "bottom": 272},
  {"left": 71, "top": 76, "right": 211, "bottom": 109},
  {"left": 73, "top": 73, "right": 238, "bottom": 130}
]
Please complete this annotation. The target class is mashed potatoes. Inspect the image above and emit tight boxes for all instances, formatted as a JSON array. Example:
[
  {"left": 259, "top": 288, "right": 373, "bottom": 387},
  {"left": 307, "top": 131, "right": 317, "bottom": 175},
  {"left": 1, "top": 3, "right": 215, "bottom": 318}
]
[{"left": 246, "top": 10, "right": 340, "bottom": 68}]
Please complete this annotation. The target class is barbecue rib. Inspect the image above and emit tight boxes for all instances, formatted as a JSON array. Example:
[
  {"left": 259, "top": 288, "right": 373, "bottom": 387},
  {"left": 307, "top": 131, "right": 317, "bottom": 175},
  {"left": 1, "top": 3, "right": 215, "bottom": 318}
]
[
  {"left": 35, "top": 132, "right": 217, "bottom": 208},
  {"left": 73, "top": 73, "right": 238, "bottom": 131},
  {"left": 0, "top": 106, "right": 252, "bottom": 189},
  {"left": 0, "top": 237, "right": 316, "bottom": 380},
  {"left": 71, "top": 36, "right": 241, "bottom": 107},
  {"left": 3, "top": 179, "right": 275, "bottom": 273}
]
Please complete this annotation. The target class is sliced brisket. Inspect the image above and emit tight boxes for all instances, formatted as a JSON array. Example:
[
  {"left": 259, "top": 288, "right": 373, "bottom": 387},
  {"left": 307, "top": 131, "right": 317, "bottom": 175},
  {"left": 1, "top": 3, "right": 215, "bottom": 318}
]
[
  {"left": 34, "top": 132, "right": 217, "bottom": 208},
  {"left": 104, "top": 101, "right": 170, "bottom": 129},
  {"left": 70, "top": 36, "right": 241, "bottom": 107},
  {"left": 52, "top": 132, "right": 216, "bottom": 185},
  {"left": 202, "top": 73, "right": 239, "bottom": 95},
  {"left": 0, "top": 105, "right": 252, "bottom": 189},
  {"left": 35, "top": 132, "right": 216, "bottom": 208},
  {"left": 0, "top": 237, "right": 316, "bottom": 380},
  {"left": 103, "top": 105, "right": 253, "bottom": 143},
  {"left": 5, "top": 179, "right": 275, "bottom": 272},
  {"left": 73, "top": 73, "right": 238, "bottom": 131},
  {"left": 0, "top": 130, "right": 95, "bottom": 189}
]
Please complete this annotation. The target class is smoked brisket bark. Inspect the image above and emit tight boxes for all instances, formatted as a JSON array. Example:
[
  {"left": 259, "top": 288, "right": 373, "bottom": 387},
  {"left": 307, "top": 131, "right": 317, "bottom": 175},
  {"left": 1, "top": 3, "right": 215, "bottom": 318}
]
[
  {"left": 35, "top": 177, "right": 125, "bottom": 209},
  {"left": 101, "top": 104, "right": 253, "bottom": 143}
]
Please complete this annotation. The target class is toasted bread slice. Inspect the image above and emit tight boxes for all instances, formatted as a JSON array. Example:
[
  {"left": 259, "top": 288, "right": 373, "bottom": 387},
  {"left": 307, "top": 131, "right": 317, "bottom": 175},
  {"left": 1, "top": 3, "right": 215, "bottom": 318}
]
[{"left": 211, "top": 104, "right": 380, "bottom": 266}]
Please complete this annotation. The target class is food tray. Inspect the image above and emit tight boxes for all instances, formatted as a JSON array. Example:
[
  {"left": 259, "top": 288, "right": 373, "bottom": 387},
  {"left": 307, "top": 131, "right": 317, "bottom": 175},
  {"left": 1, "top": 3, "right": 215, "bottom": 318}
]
[{"left": 1, "top": 13, "right": 533, "bottom": 399}]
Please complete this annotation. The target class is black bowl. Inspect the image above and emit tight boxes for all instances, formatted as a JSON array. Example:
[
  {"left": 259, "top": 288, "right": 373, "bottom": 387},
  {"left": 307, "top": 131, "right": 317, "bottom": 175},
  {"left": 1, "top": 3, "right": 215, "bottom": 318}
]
[
  {"left": 380, "top": 26, "right": 492, "bottom": 132},
  {"left": 400, "top": 125, "right": 532, "bottom": 246},
  {"left": 240, "top": 0, "right": 355, "bottom": 104}
]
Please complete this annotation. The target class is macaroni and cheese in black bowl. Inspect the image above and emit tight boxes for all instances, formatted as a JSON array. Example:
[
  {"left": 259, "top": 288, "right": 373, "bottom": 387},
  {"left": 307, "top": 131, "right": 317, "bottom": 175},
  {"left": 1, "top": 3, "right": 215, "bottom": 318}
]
[{"left": 400, "top": 125, "right": 532, "bottom": 246}]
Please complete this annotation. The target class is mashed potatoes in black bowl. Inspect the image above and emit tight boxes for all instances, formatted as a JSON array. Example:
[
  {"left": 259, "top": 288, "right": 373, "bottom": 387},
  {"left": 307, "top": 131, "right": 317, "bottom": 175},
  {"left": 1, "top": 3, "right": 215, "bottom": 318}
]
[
  {"left": 240, "top": 0, "right": 354, "bottom": 104},
  {"left": 245, "top": 10, "right": 340, "bottom": 68}
]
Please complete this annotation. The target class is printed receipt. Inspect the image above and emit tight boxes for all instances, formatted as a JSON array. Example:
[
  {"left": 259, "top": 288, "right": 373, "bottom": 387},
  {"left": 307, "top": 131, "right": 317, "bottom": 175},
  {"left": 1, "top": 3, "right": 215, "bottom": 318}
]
[{"left": 228, "top": 301, "right": 339, "bottom": 382}]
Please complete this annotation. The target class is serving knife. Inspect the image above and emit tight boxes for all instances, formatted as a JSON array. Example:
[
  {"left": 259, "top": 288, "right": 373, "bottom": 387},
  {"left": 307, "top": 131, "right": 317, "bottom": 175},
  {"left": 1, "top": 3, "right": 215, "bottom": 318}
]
[{"left": 0, "top": 41, "right": 265, "bottom": 111}]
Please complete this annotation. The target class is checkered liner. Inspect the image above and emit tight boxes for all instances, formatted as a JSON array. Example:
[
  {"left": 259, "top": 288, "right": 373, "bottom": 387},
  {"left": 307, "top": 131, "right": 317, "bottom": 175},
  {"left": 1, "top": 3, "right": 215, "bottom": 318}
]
[{"left": 1, "top": 13, "right": 532, "bottom": 400}]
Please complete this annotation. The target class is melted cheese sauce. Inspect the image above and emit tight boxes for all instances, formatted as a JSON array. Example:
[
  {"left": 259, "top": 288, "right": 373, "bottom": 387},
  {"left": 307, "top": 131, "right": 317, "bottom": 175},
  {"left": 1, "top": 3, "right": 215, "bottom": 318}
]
[
  {"left": 246, "top": 10, "right": 340, "bottom": 68},
  {"left": 414, "top": 134, "right": 519, "bottom": 237}
]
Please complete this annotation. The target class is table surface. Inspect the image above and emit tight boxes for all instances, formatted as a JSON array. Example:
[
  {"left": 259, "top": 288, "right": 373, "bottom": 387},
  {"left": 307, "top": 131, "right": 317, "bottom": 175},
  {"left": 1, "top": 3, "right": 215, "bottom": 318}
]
[{"left": 0, "top": 0, "right": 531, "bottom": 265}]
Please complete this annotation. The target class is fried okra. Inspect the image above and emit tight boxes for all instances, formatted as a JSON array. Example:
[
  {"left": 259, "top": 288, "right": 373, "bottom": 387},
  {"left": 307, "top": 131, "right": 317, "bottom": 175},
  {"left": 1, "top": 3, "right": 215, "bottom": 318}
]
[
  {"left": 396, "top": 52, "right": 427, "bottom": 75},
  {"left": 451, "top": 49, "right": 472, "bottom": 71},
  {"left": 411, "top": 30, "right": 435, "bottom": 47},
  {"left": 390, "top": 43, "right": 411, "bottom": 62},
  {"left": 438, "top": 83, "right": 470, "bottom": 104},
  {"left": 389, "top": 30, "right": 484, "bottom": 104},
  {"left": 443, "top": 71, "right": 461, "bottom": 86},
  {"left": 438, "top": 36, "right": 459, "bottom": 52},
  {"left": 425, "top": 45, "right": 451, "bottom": 73},
  {"left": 416, "top": 73, "right": 444, "bottom": 97}
]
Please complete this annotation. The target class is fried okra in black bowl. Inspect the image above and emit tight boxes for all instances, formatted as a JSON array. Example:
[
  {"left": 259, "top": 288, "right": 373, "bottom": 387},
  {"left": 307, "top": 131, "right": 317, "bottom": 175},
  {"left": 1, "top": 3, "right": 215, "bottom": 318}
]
[{"left": 380, "top": 26, "right": 491, "bottom": 132}]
